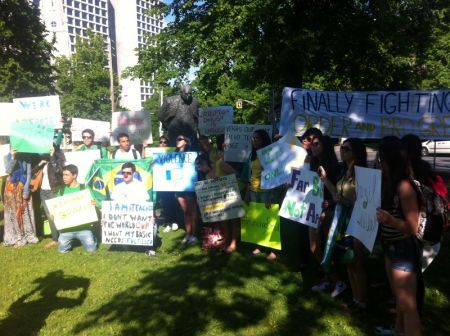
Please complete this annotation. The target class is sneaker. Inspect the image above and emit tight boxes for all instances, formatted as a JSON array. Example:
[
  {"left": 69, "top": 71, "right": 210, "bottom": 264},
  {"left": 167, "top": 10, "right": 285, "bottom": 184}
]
[
  {"left": 171, "top": 223, "right": 179, "bottom": 231},
  {"left": 187, "top": 236, "right": 198, "bottom": 246},
  {"left": 145, "top": 249, "right": 157, "bottom": 257},
  {"left": 331, "top": 281, "right": 347, "bottom": 298},
  {"left": 311, "top": 281, "right": 330, "bottom": 292},
  {"left": 181, "top": 235, "right": 190, "bottom": 244},
  {"left": 374, "top": 326, "right": 396, "bottom": 336},
  {"left": 163, "top": 225, "right": 172, "bottom": 233}
]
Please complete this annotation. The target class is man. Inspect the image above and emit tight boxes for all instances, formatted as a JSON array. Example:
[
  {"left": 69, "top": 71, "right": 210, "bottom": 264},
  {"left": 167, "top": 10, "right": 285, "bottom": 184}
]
[
  {"left": 112, "top": 133, "right": 141, "bottom": 160},
  {"left": 159, "top": 84, "right": 199, "bottom": 149},
  {"left": 76, "top": 128, "right": 108, "bottom": 157},
  {"left": 110, "top": 162, "right": 157, "bottom": 256},
  {"left": 55, "top": 164, "right": 97, "bottom": 253}
]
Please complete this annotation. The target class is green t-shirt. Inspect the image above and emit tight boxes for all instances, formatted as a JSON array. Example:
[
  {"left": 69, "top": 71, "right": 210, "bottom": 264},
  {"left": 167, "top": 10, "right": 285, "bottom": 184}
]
[
  {"left": 58, "top": 184, "right": 96, "bottom": 232},
  {"left": 76, "top": 144, "right": 108, "bottom": 158}
]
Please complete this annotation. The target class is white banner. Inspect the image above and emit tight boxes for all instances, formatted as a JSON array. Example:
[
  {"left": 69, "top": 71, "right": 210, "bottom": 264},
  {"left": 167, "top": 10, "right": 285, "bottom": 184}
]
[
  {"left": 0, "top": 103, "right": 18, "bottom": 135},
  {"left": 346, "top": 166, "right": 381, "bottom": 252},
  {"left": 0, "top": 144, "right": 10, "bottom": 177},
  {"left": 71, "top": 118, "right": 111, "bottom": 142},
  {"left": 111, "top": 111, "right": 153, "bottom": 145},
  {"left": 279, "top": 168, "right": 324, "bottom": 228},
  {"left": 64, "top": 150, "right": 101, "bottom": 183},
  {"left": 13, "top": 95, "right": 62, "bottom": 127},
  {"left": 199, "top": 105, "right": 234, "bottom": 135},
  {"left": 195, "top": 174, "right": 245, "bottom": 222},
  {"left": 280, "top": 87, "right": 450, "bottom": 139},
  {"left": 224, "top": 124, "right": 272, "bottom": 162},
  {"left": 45, "top": 189, "right": 98, "bottom": 230},
  {"left": 101, "top": 201, "right": 155, "bottom": 246}
]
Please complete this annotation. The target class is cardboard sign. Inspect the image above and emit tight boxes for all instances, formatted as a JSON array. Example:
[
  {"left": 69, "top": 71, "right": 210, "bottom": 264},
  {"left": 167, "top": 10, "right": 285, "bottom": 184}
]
[
  {"left": 0, "top": 144, "right": 10, "bottom": 177},
  {"left": 279, "top": 168, "right": 324, "bottom": 228},
  {"left": 71, "top": 118, "right": 111, "bottom": 142},
  {"left": 152, "top": 152, "right": 198, "bottom": 191},
  {"left": 224, "top": 124, "right": 272, "bottom": 162},
  {"left": 13, "top": 95, "right": 62, "bottom": 127},
  {"left": 10, "top": 119, "right": 54, "bottom": 153},
  {"left": 101, "top": 201, "right": 155, "bottom": 246},
  {"left": 64, "top": 150, "right": 101, "bottom": 183},
  {"left": 241, "top": 202, "right": 281, "bottom": 250},
  {"left": 346, "top": 166, "right": 381, "bottom": 252},
  {"left": 195, "top": 174, "right": 245, "bottom": 222},
  {"left": 111, "top": 111, "right": 153, "bottom": 145},
  {"left": 0, "top": 103, "right": 18, "bottom": 136},
  {"left": 45, "top": 190, "right": 98, "bottom": 230},
  {"left": 198, "top": 105, "right": 234, "bottom": 135}
]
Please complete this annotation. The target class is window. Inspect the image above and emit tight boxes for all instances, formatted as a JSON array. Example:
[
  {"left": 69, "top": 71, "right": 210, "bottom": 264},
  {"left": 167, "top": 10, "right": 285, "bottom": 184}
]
[{"left": 51, "top": 21, "right": 57, "bottom": 27}]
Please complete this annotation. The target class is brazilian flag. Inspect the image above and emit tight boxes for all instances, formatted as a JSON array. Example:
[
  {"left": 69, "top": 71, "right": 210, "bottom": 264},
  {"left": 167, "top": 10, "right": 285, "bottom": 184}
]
[{"left": 85, "top": 158, "right": 153, "bottom": 208}]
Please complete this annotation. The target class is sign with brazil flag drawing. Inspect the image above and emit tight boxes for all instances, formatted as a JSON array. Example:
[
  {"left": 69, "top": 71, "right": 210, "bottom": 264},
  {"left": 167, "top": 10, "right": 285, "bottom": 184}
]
[{"left": 279, "top": 168, "right": 324, "bottom": 228}]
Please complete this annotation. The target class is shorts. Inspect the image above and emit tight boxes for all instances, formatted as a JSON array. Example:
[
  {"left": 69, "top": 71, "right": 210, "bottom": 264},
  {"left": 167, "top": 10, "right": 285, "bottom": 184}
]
[{"left": 383, "top": 237, "right": 421, "bottom": 273}]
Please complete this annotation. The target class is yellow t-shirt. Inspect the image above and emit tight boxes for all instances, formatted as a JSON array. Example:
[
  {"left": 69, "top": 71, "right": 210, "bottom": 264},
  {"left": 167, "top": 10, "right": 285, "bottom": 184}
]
[{"left": 249, "top": 158, "right": 263, "bottom": 192}]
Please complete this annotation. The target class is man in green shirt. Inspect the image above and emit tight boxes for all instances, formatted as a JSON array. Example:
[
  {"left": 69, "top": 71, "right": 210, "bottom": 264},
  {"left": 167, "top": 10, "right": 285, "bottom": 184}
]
[{"left": 75, "top": 128, "right": 108, "bottom": 158}]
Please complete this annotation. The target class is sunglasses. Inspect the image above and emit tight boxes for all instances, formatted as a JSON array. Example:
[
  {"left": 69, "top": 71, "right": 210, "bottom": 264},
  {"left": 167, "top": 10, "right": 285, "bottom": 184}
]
[
  {"left": 159, "top": 140, "right": 168, "bottom": 144},
  {"left": 122, "top": 171, "right": 133, "bottom": 177},
  {"left": 176, "top": 137, "right": 185, "bottom": 141},
  {"left": 82, "top": 135, "right": 92, "bottom": 139},
  {"left": 340, "top": 146, "right": 352, "bottom": 153}
]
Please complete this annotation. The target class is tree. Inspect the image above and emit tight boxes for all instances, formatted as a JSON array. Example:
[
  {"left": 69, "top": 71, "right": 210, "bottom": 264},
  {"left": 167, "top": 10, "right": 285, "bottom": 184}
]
[
  {"left": 0, "top": 0, "right": 55, "bottom": 101},
  {"left": 55, "top": 30, "right": 121, "bottom": 121}
]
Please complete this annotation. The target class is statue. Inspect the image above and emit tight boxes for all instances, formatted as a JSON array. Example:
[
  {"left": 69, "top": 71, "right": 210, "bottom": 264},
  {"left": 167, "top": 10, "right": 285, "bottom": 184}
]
[{"left": 159, "top": 84, "right": 199, "bottom": 149}]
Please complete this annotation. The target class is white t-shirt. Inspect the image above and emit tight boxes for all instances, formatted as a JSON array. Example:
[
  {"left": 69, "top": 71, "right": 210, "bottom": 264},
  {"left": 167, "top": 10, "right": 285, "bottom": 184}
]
[
  {"left": 110, "top": 179, "right": 149, "bottom": 202},
  {"left": 113, "top": 148, "right": 141, "bottom": 160}
]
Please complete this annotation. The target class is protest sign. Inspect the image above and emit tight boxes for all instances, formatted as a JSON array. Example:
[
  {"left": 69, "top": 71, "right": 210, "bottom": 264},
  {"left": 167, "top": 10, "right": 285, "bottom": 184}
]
[
  {"left": 101, "top": 201, "right": 155, "bottom": 246},
  {"left": 280, "top": 87, "right": 450, "bottom": 139},
  {"left": 346, "top": 166, "right": 381, "bottom": 252},
  {"left": 111, "top": 111, "right": 153, "bottom": 145},
  {"left": 257, "top": 134, "right": 307, "bottom": 189},
  {"left": 144, "top": 146, "right": 176, "bottom": 158},
  {"left": 0, "top": 103, "right": 18, "bottom": 136},
  {"left": 224, "top": 124, "right": 272, "bottom": 162},
  {"left": 71, "top": 118, "right": 111, "bottom": 142},
  {"left": 322, "top": 204, "right": 342, "bottom": 269},
  {"left": 65, "top": 150, "right": 101, "bottom": 182},
  {"left": 241, "top": 202, "right": 281, "bottom": 250},
  {"left": 0, "top": 144, "right": 10, "bottom": 177},
  {"left": 45, "top": 189, "right": 98, "bottom": 230},
  {"left": 10, "top": 119, "right": 54, "bottom": 153},
  {"left": 152, "top": 152, "right": 198, "bottom": 191},
  {"left": 195, "top": 174, "right": 245, "bottom": 222},
  {"left": 85, "top": 158, "right": 153, "bottom": 207},
  {"left": 279, "top": 168, "right": 324, "bottom": 228},
  {"left": 13, "top": 95, "right": 62, "bottom": 127},
  {"left": 199, "top": 105, "right": 234, "bottom": 135}
]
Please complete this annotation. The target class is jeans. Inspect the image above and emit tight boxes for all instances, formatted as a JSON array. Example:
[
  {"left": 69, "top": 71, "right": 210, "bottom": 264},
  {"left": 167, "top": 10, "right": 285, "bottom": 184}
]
[{"left": 58, "top": 229, "right": 97, "bottom": 253}]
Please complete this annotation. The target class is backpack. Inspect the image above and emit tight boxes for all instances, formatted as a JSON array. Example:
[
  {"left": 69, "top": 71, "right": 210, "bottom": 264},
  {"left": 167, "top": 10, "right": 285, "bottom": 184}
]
[
  {"left": 112, "top": 149, "right": 138, "bottom": 159},
  {"left": 413, "top": 179, "right": 449, "bottom": 245}
]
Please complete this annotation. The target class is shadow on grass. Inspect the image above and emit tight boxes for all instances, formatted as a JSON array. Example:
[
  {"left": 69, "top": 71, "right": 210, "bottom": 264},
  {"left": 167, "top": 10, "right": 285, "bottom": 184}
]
[
  {"left": 0, "top": 270, "right": 90, "bottom": 336},
  {"left": 73, "top": 251, "right": 329, "bottom": 335}
]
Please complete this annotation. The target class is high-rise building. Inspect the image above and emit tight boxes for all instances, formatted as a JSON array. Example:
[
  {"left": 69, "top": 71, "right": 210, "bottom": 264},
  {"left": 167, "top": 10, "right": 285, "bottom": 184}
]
[{"left": 35, "top": 0, "right": 163, "bottom": 111}]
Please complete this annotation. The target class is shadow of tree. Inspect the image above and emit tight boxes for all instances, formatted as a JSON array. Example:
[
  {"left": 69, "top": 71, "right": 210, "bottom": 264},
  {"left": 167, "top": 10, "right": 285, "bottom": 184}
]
[
  {"left": 0, "top": 270, "right": 90, "bottom": 336},
  {"left": 73, "top": 251, "right": 328, "bottom": 335}
]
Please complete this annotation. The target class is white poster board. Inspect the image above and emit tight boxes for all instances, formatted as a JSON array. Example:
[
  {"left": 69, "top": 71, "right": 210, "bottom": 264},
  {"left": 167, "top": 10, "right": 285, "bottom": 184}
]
[
  {"left": 0, "top": 103, "right": 18, "bottom": 135},
  {"left": 198, "top": 105, "right": 234, "bottom": 135},
  {"left": 71, "top": 118, "right": 111, "bottom": 142},
  {"left": 111, "top": 111, "right": 153, "bottom": 145},
  {"left": 64, "top": 150, "right": 101, "bottom": 183},
  {"left": 346, "top": 166, "right": 381, "bottom": 252},
  {"left": 13, "top": 95, "right": 62, "bottom": 127},
  {"left": 195, "top": 174, "right": 245, "bottom": 222},
  {"left": 45, "top": 190, "right": 98, "bottom": 230},
  {"left": 224, "top": 124, "right": 272, "bottom": 162},
  {"left": 279, "top": 168, "right": 324, "bottom": 228},
  {"left": 0, "top": 144, "right": 10, "bottom": 176},
  {"left": 152, "top": 152, "right": 198, "bottom": 191},
  {"left": 101, "top": 201, "right": 155, "bottom": 246}
]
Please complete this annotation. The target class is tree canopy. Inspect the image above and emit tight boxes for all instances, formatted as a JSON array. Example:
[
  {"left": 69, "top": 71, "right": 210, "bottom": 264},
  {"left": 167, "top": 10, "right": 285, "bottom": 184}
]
[
  {"left": 0, "top": 0, "right": 55, "bottom": 101},
  {"left": 127, "top": 0, "right": 450, "bottom": 123}
]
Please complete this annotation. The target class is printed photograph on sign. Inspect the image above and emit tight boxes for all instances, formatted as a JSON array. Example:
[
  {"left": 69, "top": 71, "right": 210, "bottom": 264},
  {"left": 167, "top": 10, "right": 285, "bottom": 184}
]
[{"left": 111, "top": 111, "right": 153, "bottom": 145}]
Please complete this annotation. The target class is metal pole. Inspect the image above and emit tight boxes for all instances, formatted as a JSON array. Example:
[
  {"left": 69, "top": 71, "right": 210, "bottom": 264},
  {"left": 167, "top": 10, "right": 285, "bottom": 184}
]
[
  {"left": 433, "top": 140, "right": 437, "bottom": 169},
  {"left": 107, "top": 36, "right": 116, "bottom": 113}
]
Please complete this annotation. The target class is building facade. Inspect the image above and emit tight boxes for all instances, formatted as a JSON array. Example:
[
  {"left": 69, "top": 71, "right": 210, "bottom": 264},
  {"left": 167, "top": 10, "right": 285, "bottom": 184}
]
[{"left": 35, "top": 0, "right": 163, "bottom": 111}]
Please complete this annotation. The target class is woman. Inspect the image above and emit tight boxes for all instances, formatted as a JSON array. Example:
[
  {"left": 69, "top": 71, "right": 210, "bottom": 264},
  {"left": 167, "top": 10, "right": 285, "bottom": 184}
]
[
  {"left": 319, "top": 138, "right": 369, "bottom": 306},
  {"left": 175, "top": 134, "right": 199, "bottom": 246},
  {"left": 244, "top": 129, "right": 276, "bottom": 260},
  {"left": 3, "top": 150, "right": 39, "bottom": 247},
  {"left": 376, "top": 136, "right": 421, "bottom": 336}
]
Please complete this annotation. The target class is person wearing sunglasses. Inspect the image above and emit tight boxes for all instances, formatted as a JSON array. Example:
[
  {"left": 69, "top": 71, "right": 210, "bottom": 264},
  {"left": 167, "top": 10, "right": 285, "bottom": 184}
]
[{"left": 75, "top": 128, "right": 108, "bottom": 158}]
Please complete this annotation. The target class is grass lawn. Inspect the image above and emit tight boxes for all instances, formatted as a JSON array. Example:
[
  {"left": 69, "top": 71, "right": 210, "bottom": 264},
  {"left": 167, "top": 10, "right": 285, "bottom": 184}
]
[{"left": 0, "top": 220, "right": 449, "bottom": 335}]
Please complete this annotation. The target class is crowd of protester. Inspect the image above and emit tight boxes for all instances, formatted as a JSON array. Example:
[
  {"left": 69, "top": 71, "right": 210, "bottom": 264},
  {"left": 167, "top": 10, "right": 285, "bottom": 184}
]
[{"left": 1, "top": 123, "right": 449, "bottom": 336}]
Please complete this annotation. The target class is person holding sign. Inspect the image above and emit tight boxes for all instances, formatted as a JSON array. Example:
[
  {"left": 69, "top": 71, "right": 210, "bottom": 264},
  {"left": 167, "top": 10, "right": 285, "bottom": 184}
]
[
  {"left": 75, "top": 128, "right": 108, "bottom": 158},
  {"left": 55, "top": 165, "right": 97, "bottom": 253}
]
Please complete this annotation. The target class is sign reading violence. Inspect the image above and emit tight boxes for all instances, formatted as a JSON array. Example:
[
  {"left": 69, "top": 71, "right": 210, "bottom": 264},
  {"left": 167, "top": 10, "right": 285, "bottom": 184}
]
[{"left": 152, "top": 151, "right": 198, "bottom": 191}]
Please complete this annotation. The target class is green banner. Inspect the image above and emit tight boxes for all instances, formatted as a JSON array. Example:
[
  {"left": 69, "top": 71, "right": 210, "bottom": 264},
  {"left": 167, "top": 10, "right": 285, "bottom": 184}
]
[
  {"left": 10, "top": 119, "right": 54, "bottom": 153},
  {"left": 241, "top": 202, "right": 281, "bottom": 250},
  {"left": 85, "top": 158, "right": 153, "bottom": 208}
]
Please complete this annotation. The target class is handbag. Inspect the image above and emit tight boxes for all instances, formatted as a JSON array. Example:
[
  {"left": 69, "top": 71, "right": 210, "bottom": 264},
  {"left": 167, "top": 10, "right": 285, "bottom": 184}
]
[{"left": 30, "top": 168, "right": 44, "bottom": 193}]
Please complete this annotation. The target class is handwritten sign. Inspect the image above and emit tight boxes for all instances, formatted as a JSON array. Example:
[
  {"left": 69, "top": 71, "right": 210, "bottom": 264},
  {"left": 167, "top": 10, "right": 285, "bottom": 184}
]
[
  {"left": 71, "top": 118, "right": 111, "bottom": 142},
  {"left": 101, "top": 201, "right": 155, "bottom": 246},
  {"left": 45, "top": 190, "right": 98, "bottom": 230},
  {"left": 65, "top": 150, "right": 101, "bottom": 183},
  {"left": 0, "top": 103, "right": 18, "bottom": 135},
  {"left": 144, "top": 146, "right": 176, "bottom": 158},
  {"left": 279, "top": 168, "right": 324, "bottom": 228},
  {"left": 111, "top": 111, "right": 153, "bottom": 145},
  {"left": 241, "top": 203, "right": 281, "bottom": 250},
  {"left": 13, "top": 95, "right": 62, "bottom": 127},
  {"left": 10, "top": 119, "right": 54, "bottom": 153},
  {"left": 195, "top": 174, "right": 245, "bottom": 222},
  {"left": 280, "top": 87, "right": 450, "bottom": 139},
  {"left": 224, "top": 124, "right": 272, "bottom": 162},
  {"left": 0, "top": 144, "right": 10, "bottom": 177},
  {"left": 152, "top": 152, "right": 198, "bottom": 191},
  {"left": 198, "top": 105, "right": 234, "bottom": 135},
  {"left": 346, "top": 166, "right": 381, "bottom": 252}
]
